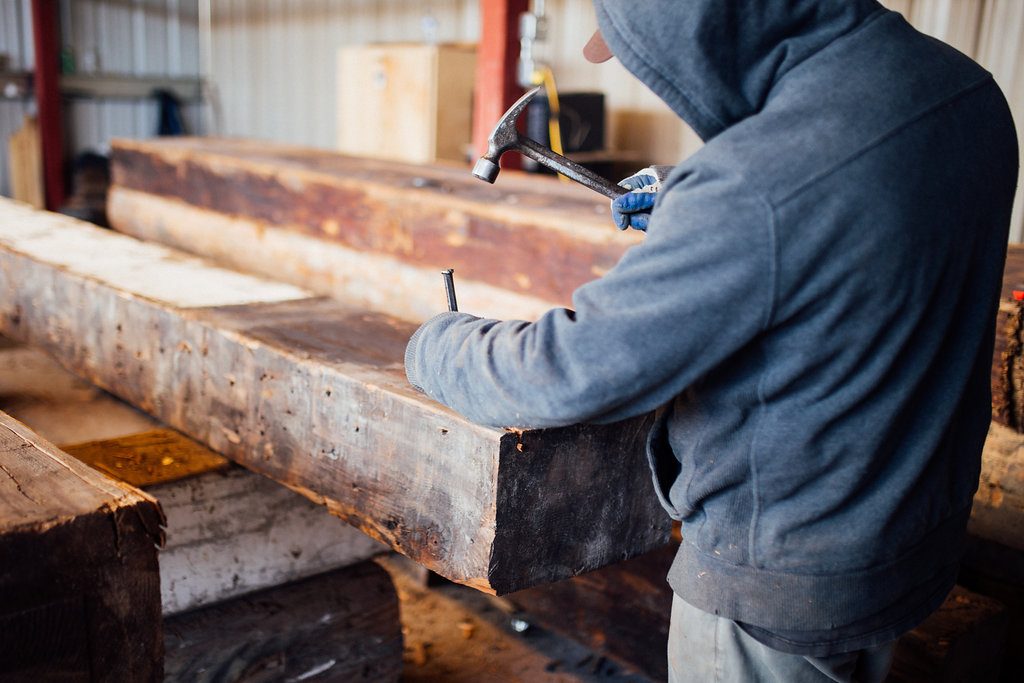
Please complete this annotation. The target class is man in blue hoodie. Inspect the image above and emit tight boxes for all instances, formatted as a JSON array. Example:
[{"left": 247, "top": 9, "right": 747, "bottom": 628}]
[{"left": 406, "top": 1, "right": 1019, "bottom": 680}]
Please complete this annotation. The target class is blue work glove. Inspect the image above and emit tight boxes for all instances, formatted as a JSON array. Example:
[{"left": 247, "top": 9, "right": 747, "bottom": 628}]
[{"left": 610, "top": 165, "right": 675, "bottom": 231}]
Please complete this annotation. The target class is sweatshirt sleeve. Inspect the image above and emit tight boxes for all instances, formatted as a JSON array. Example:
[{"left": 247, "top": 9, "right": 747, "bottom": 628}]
[{"left": 404, "top": 179, "right": 775, "bottom": 429}]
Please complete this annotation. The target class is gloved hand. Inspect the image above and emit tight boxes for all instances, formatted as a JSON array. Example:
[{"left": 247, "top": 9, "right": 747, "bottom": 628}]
[{"left": 610, "top": 165, "right": 675, "bottom": 231}]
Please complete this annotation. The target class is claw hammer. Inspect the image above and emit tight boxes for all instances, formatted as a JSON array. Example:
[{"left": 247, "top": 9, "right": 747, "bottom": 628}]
[{"left": 472, "top": 86, "right": 627, "bottom": 200}]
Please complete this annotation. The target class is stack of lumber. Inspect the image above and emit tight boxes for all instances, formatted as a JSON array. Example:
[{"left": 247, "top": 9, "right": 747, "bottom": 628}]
[
  {"left": 101, "top": 138, "right": 1024, "bottom": 679},
  {"left": 0, "top": 196, "right": 670, "bottom": 595},
  {"left": 0, "top": 411, "right": 163, "bottom": 680},
  {"left": 0, "top": 340, "right": 402, "bottom": 680},
  {"left": 107, "top": 137, "right": 641, "bottom": 321}
]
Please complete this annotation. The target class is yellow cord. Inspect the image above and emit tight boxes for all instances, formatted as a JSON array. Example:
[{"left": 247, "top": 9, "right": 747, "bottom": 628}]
[{"left": 533, "top": 66, "right": 570, "bottom": 183}]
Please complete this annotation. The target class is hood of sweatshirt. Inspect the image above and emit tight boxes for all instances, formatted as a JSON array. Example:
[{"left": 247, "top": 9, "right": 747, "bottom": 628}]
[{"left": 592, "top": 0, "right": 885, "bottom": 140}]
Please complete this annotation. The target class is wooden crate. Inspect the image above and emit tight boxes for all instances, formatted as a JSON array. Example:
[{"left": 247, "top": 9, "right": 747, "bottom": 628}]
[{"left": 337, "top": 43, "right": 476, "bottom": 164}]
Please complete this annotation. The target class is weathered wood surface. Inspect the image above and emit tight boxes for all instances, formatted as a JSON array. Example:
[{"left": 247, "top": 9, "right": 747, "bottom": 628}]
[
  {"left": 64, "top": 428, "right": 230, "bottom": 488},
  {"left": 0, "top": 199, "right": 670, "bottom": 595},
  {"left": 995, "top": 245, "right": 1024, "bottom": 432},
  {"left": 0, "top": 410, "right": 164, "bottom": 681},
  {"left": 108, "top": 137, "right": 642, "bottom": 321},
  {"left": 970, "top": 422, "right": 1024, "bottom": 552},
  {"left": 164, "top": 561, "right": 403, "bottom": 683},
  {"left": 0, "top": 342, "right": 386, "bottom": 615},
  {"left": 888, "top": 586, "right": 1008, "bottom": 683}
]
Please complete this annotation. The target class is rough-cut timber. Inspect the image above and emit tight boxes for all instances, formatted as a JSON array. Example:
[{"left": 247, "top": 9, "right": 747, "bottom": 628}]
[
  {"left": 0, "top": 199, "right": 670, "bottom": 595},
  {"left": 994, "top": 245, "right": 1024, "bottom": 431},
  {"left": 0, "top": 342, "right": 387, "bottom": 615},
  {"left": 969, "top": 422, "right": 1024, "bottom": 552},
  {"left": 0, "top": 411, "right": 164, "bottom": 681},
  {"left": 108, "top": 137, "right": 642, "bottom": 321},
  {"left": 164, "top": 561, "right": 402, "bottom": 683}
]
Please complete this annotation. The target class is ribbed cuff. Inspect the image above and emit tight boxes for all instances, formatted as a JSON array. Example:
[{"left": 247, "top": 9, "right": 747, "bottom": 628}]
[{"left": 404, "top": 312, "right": 462, "bottom": 392}]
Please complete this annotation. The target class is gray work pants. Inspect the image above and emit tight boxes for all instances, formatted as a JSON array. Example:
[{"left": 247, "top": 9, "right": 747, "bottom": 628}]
[{"left": 668, "top": 595, "right": 896, "bottom": 683}]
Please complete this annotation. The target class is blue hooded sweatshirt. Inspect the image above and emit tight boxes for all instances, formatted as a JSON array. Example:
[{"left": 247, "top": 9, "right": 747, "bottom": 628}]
[{"left": 406, "top": 0, "right": 1019, "bottom": 654}]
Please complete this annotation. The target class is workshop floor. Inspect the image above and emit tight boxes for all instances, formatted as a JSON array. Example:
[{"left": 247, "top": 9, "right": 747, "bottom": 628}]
[{"left": 377, "top": 556, "right": 657, "bottom": 683}]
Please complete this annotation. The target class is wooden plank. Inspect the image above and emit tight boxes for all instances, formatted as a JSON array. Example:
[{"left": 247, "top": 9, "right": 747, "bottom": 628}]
[
  {"left": 107, "top": 137, "right": 640, "bottom": 318},
  {"left": 164, "top": 560, "right": 402, "bottom": 683},
  {"left": 994, "top": 246, "right": 1024, "bottom": 431},
  {"left": 152, "top": 464, "right": 385, "bottom": 614},
  {"left": 0, "top": 411, "right": 164, "bottom": 681},
  {"left": 64, "top": 428, "right": 229, "bottom": 488},
  {"left": 0, "top": 199, "right": 670, "bottom": 595},
  {"left": 968, "top": 422, "right": 1024, "bottom": 552},
  {"left": 0, "top": 342, "right": 386, "bottom": 615},
  {"left": 7, "top": 115, "right": 44, "bottom": 209}
]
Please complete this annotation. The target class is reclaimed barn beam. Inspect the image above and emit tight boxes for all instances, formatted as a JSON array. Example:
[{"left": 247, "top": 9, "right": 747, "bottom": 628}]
[
  {"left": 0, "top": 342, "right": 387, "bottom": 614},
  {"left": 108, "top": 139, "right": 1021, "bottom": 432},
  {"left": 994, "top": 245, "right": 1024, "bottom": 432},
  {"left": 108, "top": 137, "right": 641, "bottom": 321},
  {"left": 0, "top": 410, "right": 164, "bottom": 681},
  {"left": 164, "top": 561, "right": 402, "bottom": 683},
  {"left": 0, "top": 199, "right": 669, "bottom": 595}
]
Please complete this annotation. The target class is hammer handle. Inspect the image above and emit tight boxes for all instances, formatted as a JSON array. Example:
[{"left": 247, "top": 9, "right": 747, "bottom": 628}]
[{"left": 519, "top": 138, "right": 628, "bottom": 200}]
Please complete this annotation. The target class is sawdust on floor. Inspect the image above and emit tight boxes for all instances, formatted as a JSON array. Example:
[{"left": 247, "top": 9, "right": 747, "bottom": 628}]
[{"left": 377, "top": 555, "right": 657, "bottom": 683}]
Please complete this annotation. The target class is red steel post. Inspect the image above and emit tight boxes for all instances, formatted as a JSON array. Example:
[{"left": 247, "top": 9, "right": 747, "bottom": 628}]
[
  {"left": 31, "top": 0, "right": 65, "bottom": 210},
  {"left": 473, "top": 0, "right": 529, "bottom": 167}
]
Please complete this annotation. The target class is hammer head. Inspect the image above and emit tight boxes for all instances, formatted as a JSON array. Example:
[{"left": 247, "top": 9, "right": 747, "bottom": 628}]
[{"left": 472, "top": 86, "right": 542, "bottom": 184}]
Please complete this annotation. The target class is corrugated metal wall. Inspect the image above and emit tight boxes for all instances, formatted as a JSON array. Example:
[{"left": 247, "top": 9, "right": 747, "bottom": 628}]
[
  {"left": 207, "top": 0, "right": 1024, "bottom": 240},
  {"left": 0, "top": 0, "right": 34, "bottom": 197},
  {"left": 0, "top": 0, "right": 201, "bottom": 197},
  {"left": 59, "top": 0, "right": 203, "bottom": 154},
  {"left": 209, "top": 0, "right": 479, "bottom": 147},
  {"left": 3, "top": 1, "right": 1022, "bottom": 238}
]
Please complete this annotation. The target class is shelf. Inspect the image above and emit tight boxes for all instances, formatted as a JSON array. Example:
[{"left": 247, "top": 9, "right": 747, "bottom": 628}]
[
  {"left": 61, "top": 74, "right": 202, "bottom": 102},
  {"left": 0, "top": 70, "right": 202, "bottom": 102},
  {"left": 1, "top": 71, "right": 32, "bottom": 100}
]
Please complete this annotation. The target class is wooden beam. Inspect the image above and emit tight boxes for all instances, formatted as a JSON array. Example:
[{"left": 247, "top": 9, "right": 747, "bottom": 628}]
[
  {"left": 993, "top": 245, "right": 1024, "bottom": 432},
  {"left": 108, "top": 138, "right": 638, "bottom": 320},
  {"left": 30, "top": 0, "right": 65, "bottom": 210},
  {"left": 164, "top": 561, "right": 402, "bottom": 683},
  {"left": 473, "top": 0, "right": 529, "bottom": 162},
  {"left": 0, "top": 342, "right": 386, "bottom": 615},
  {"left": 969, "top": 422, "right": 1024, "bottom": 552},
  {"left": 0, "top": 199, "right": 670, "bottom": 595},
  {"left": 0, "top": 410, "right": 164, "bottom": 681}
]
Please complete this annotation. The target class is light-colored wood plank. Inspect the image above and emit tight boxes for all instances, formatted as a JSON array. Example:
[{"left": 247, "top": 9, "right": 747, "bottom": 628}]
[{"left": 7, "top": 115, "right": 44, "bottom": 209}]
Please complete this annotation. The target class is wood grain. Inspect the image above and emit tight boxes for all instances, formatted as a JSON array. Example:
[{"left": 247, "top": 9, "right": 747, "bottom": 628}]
[
  {"left": 0, "top": 342, "right": 386, "bottom": 615},
  {"left": 108, "top": 137, "right": 640, "bottom": 310},
  {"left": 0, "top": 411, "right": 164, "bottom": 681},
  {"left": 0, "top": 199, "right": 670, "bottom": 594},
  {"left": 994, "top": 246, "right": 1024, "bottom": 431},
  {"left": 63, "top": 428, "right": 230, "bottom": 488},
  {"left": 164, "top": 561, "right": 402, "bottom": 683}
]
